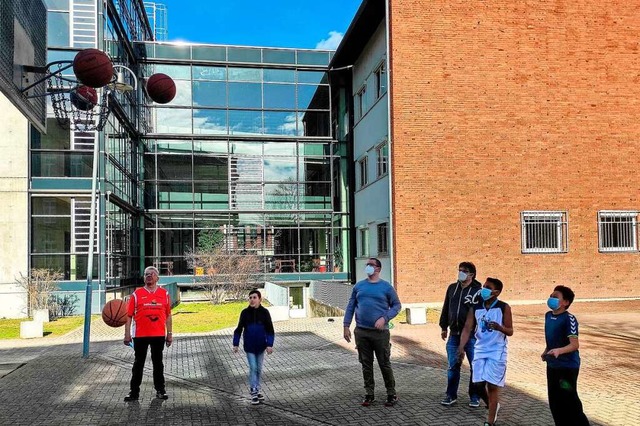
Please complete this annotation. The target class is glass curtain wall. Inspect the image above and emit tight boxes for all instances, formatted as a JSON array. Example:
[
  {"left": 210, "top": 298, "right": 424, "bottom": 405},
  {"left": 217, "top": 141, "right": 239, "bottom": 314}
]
[{"left": 139, "top": 44, "right": 348, "bottom": 276}]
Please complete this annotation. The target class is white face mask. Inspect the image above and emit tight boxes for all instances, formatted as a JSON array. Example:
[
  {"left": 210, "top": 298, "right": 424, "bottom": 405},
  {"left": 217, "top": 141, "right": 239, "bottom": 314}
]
[
  {"left": 458, "top": 271, "right": 468, "bottom": 282},
  {"left": 364, "top": 265, "right": 375, "bottom": 276}
]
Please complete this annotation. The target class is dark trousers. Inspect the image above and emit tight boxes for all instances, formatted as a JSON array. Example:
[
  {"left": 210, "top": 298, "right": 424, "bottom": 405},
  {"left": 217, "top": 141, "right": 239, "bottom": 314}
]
[
  {"left": 547, "top": 366, "right": 590, "bottom": 426},
  {"left": 130, "top": 336, "right": 166, "bottom": 395},
  {"left": 354, "top": 327, "right": 396, "bottom": 396}
]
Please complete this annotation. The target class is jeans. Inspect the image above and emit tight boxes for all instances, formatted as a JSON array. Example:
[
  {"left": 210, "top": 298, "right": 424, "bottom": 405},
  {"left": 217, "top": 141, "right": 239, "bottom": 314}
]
[
  {"left": 446, "top": 334, "right": 479, "bottom": 401},
  {"left": 246, "top": 351, "right": 265, "bottom": 392},
  {"left": 354, "top": 327, "right": 396, "bottom": 396},
  {"left": 547, "top": 367, "right": 590, "bottom": 426},
  {"left": 130, "top": 336, "right": 166, "bottom": 396}
]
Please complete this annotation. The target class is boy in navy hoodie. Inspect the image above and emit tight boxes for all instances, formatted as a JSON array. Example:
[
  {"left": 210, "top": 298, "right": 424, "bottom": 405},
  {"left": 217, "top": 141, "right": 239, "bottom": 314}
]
[{"left": 233, "top": 289, "right": 275, "bottom": 404}]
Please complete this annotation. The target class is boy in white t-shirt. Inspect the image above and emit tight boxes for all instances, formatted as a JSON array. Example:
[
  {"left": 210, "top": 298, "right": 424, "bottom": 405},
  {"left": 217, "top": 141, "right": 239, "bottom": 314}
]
[{"left": 458, "top": 277, "right": 513, "bottom": 426}]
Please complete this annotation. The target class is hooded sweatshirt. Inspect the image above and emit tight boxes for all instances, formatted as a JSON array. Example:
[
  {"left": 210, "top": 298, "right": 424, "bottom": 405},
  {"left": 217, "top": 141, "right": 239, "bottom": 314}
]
[{"left": 438, "top": 279, "right": 482, "bottom": 335}]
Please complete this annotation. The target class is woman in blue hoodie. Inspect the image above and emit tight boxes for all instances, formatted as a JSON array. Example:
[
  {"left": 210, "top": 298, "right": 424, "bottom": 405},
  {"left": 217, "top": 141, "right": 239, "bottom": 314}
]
[{"left": 233, "top": 289, "right": 275, "bottom": 405}]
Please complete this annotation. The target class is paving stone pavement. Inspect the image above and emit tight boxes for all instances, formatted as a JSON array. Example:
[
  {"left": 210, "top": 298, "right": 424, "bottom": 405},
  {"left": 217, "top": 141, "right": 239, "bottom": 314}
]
[{"left": 0, "top": 300, "right": 638, "bottom": 425}]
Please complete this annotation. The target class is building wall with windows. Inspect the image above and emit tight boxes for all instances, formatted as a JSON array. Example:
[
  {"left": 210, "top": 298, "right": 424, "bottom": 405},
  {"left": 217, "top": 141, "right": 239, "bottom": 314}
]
[
  {"left": 388, "top": 0, "right": 640, "bottom": 302},
  {"left": 351, "top": 22, "right": 391, "bottom": 281}
]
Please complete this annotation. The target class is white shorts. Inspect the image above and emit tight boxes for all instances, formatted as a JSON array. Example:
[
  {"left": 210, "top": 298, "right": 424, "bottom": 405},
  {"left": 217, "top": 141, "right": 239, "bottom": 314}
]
[{"left": 472, "top": 357, "right": 507, "bottom": 387}]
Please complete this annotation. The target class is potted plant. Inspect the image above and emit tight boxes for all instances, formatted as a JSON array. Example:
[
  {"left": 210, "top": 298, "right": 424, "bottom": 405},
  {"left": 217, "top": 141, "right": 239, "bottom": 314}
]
[{"left": 333, "top": 245, "right": 343, "bottom": 272}]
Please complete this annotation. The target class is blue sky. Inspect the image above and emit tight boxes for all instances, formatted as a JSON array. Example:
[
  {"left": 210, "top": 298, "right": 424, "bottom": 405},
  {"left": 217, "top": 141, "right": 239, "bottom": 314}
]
[{"left": 157, "top": 0, "right": 362, "bottom": 49}]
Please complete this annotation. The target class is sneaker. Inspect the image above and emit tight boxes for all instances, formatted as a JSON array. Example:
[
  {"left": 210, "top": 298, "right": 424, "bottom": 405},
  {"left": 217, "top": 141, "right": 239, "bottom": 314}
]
[
  {"left": 257, "top": 392, "right": 265, "bottom": 402},
  {"left": 469, "top": 398, "right": 480, "bottom": 408},
  {"left": 483, "top": 423, "right": 494, "bottom": 426},
  {"left": 123, "top": 393, "right": 138, "bottom": 402},
  {"left": 361, "top": 395, "right": 375, "bottom": 406},
  {"left": 440, "top": 396, "right": 457, "bottom": 406},
  {"left": 251, "top": 395, "right": 260, "bottom": 405},
  {"left": 155, "top": 391, "right": 168, "bottom": 400},
  {"left": 384, "top": 395, "right": 398, "bottom": 407}
]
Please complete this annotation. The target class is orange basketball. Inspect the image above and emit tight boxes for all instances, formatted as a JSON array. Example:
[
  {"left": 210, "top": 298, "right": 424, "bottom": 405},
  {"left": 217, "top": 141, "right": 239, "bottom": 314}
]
[
  {"left": 101, "top": 299, "right": 128, "bottom": 328},
  {"left": 73, "top": 49, "right": 114, "bottom": 88},
  {"left": 146, "top": 73, "right": 176, "bottom": 104}
]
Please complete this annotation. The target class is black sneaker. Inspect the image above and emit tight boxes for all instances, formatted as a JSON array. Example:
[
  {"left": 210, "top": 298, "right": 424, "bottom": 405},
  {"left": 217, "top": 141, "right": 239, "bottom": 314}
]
[
  {"left": 384, "top": 395, "right": 398, "bottom": 407},
  {"left": 156, "top": 391, "right": 168, "bottom": 400},
  {"left": 124, "top": 393, "right": 139, "bottom": 402},
  {"left": 440, "top": 396, "right": 457, "bottom": 406},
  {"left": 361, "top": 395, "right": 375, "bottom": 406},
  {"left": 251, "top": 395, "right": 260, "bottom": 405}
]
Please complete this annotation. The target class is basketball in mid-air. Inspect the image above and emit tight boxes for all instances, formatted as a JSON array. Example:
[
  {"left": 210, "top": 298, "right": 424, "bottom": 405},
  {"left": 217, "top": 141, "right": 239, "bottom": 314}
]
[
  {"left": 146, "top": 73, "right": 176, "bottom": 104},
  {"left": 70, "top": 86, "right": 98, "bottom": 111},
  {"left": 73, "top": 49, "right": 114, "bottom": 88},
  {"left": 101, "top": 299, "right": 128, "bottom": 328}
]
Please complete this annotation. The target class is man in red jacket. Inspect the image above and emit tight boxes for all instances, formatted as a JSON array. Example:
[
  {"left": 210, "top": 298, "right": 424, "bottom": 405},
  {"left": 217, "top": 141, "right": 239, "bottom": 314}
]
[{"left": 123, "top": 266, "right": 173, "bottom": 401}]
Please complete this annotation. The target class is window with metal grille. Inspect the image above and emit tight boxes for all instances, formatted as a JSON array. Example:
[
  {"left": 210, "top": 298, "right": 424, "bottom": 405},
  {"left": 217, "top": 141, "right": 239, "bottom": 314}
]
[
  {"left": 598, "top": 211, "right": 638, "bottom": 252},
  {"left": 521, "top": 211, "right": 568, "bottom": 253},
  {"left": 377, "top": 222, "right": 388, "bottom": 255}
]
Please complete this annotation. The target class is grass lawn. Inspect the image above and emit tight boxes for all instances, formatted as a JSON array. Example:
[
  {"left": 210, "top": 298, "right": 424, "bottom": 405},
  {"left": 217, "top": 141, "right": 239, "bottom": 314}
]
[
  {"left": 172, "top": 301, "right": 247, "bottom": 333},
  {"left": 0, "top": 315, "right": 94, "bottom": 340}
]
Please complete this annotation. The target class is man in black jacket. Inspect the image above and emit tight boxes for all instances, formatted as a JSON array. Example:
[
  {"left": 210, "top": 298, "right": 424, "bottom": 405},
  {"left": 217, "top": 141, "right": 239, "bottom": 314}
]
[{"left": 439, "top": 261, "right": 482, "bottom": 407}]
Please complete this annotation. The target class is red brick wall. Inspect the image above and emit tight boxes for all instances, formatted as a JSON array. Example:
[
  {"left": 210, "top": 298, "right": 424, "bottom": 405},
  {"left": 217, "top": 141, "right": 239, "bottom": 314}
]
[{"left": 388, "top": 0, "right": 640, "bottom": 303}]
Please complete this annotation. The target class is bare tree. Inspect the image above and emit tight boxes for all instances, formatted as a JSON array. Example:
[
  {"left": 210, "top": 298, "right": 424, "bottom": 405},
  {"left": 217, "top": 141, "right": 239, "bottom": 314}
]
[
  {"left": 16, "top": 269, "right": 63, "bottom": 317},
  {"left": 187, "top": 244, "right": 263, "bottom": 304}
]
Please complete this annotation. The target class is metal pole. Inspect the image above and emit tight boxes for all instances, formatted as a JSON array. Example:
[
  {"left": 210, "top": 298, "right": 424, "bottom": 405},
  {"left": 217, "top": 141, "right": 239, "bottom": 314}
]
[{"left": 82, "top": 116, "right": 101, "bottom": 358}]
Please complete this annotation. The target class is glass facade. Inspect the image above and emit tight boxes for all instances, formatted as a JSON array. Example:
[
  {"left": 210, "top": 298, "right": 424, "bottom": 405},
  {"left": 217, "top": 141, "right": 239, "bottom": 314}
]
[{"left": 138, "top": 43, "right": 349, "bottom": 277}]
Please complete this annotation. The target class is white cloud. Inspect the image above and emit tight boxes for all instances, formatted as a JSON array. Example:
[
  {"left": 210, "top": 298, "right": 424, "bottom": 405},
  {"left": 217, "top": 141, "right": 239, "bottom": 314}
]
[{"left": 315, "top": 31, "right": 344, "bottom": 50}]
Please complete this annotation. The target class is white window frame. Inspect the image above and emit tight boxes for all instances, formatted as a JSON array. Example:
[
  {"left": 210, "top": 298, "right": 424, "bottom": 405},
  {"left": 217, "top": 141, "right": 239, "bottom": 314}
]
[
  {"left": 521, "top": 211, "right": 568, "bottom": 253},
  {"left": 377, "top": 222, "right": 389, "bottom": 255},
  {"left": 358, "top": 156, "right": 368, "bottom": 188},
  {"left": 598, "top": 210, "right": 638, "bottom": 252},
  {"left": 358, "top": 227, "right": 369, "bottom": 257},
  {"left": 374, "top": 62, "right": 386, "bottom": 100},
  {"left": 356, "top": 85, "right": 366, "bottom": 120},
  {"left": 376, "top": 142, "right": 388, "bottom": 177}
]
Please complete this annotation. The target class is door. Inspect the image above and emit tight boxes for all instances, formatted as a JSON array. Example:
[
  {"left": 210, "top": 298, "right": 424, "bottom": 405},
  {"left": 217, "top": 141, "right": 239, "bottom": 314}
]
[{"left": 288, "top": 286, "right": 306, "bottom": 318}]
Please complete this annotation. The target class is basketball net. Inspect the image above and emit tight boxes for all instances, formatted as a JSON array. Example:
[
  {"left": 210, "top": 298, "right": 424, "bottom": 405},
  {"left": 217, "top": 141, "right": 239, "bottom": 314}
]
[{"left": 46, "top": 62, "right": 112, "bottom": 132}]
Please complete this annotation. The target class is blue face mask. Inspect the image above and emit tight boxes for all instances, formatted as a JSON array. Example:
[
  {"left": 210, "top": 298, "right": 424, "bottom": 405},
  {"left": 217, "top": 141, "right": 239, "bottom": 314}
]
[
  {"left": 547, "top": 297, "right": 561, "bottom": 311},
  {"left": 364, "top": 265, "right": 375, "bottom": 276},
  {"left": 480, "top": 288, "right": 493, "bottom": 301}
]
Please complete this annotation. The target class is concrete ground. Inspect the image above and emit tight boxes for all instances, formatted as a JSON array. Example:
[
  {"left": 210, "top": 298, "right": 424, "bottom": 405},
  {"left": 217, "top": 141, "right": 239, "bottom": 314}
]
[{"left": 0, "top": 299, "right": 638, "bottom": 425}]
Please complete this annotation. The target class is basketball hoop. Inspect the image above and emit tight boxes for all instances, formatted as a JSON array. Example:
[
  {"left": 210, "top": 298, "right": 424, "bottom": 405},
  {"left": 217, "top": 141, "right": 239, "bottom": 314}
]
[{"left": 21, "top": 58, "right": 139, "bottom": 132}]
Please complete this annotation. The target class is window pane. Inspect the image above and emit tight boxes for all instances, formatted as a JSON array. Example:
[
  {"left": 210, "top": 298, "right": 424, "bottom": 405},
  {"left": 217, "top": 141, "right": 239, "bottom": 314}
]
[
  {"left": 155, "top": 139, "right": 192, "bottom": 153},
  {"left": 264, "top": 157, "right": 297, "bottom": 181},
  {"left": 192, "top": 46, "right": 226, "bottom": 62},
  {"left": 194, "top": 140, "right": 228, "bottom": 154},
  {"left": 157, "top": 182, "right": 193, "bottom": 209},
  {"left": 301, "top": 111, "right": 330, "bottom": 136},
  {"left": 192, "top": 66, "right": 227, "bottom": 81},
  {"left": 297, "top": 50, "right": 330, "bottom": 65},
  {"left": 230, "top": 141, "right": 262, "bottom": 155},
  {"left": 48, "top": 12, "right": 70, "bottom": 47},
  {"left": 228, "top": 67, "right": 262, "bottom": 82},
  {"left": 265, "top": 183, "right": 298, "bottom": 210},
  {"left": 32, "top": 217, "right": 70, "bottom": 253},
  {"left": 31, "top": 152, "right": 92, "bottom": 177},
  {"left": 298, "top": 71, "right": 327, "bottom": 84},
  {"left": 228, "top": 82, "right": 262, "bottom": 108},
  {"left": 155, "top": 108, "right": 192, "bottom": 133},
  {"left": 263, "top": 50, "right": 295, "bottom": 64},
  {"left": 264, "top": 142, "right": 296, "bottom": 156},
  {"left": 157, "top": 154, "right": 192, "bottom": 180},
  {"left": 264, "top": 83, "right": 296, "bottom": 109},
  {"left": 301, "top": 183, "right": 331, "bottom": 209},
  {"left": 301, "top": 157, "right": 331, "bottom": 181},
  {"left": 300, "top": 143, "right": 329, "bottom": 156},
  {"left": 229, "top": 110, "right": 262, "bottom": 135},
  {"left": 167, "top": 79, "right": 192, "bottom": 106},
  {"left": 298, "top": 85, "right": 329, "bottom": 110},
  {"left": 153, "top": 64, "right": 191, "bottom": 79},
  {"left": 193, "top": 81, "right": 226, "bottom": 107},
  {"left": 228, "top": 47, "right": 261, "bottom": 63},
  {"left": 194, "top": 182, "right": 229, "bottom": 210},
  {"left": 264, "top": 69, "right": 295, "bottom": 83},
  {"left": 193, "top": 156, "right": 228, "bottom": 180},
  {"left": 154, "top": 44, "right": 191, "bottom": 60},
  {"left": 34, "top": 119, "right": 70, "bottom": 149},
  {"left": 263, "top": 111, "right": 298, "bottom": 136},
  {"left": 32, "top": 197, "right": 71, "bottom": 215},
  {"left": 193, "top": 109, "right": 227, "bottom": 135}
]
